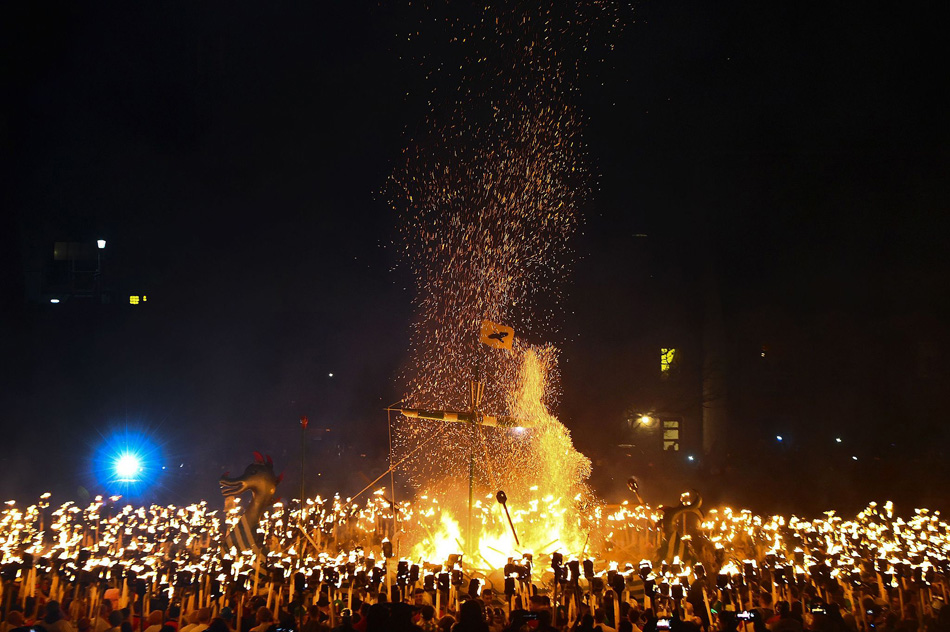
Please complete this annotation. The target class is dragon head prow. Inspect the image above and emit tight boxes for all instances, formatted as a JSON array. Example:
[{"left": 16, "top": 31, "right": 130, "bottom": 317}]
[{"left": 219, "top": 453, "right": 280, "bottom": 502}]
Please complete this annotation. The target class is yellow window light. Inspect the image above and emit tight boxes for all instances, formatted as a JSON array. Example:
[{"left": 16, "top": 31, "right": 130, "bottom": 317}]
[
  {"left": 130, "top": 296, "right": 140, "bottom": 305},
  {"left": 661, "top": 348, "right": 677, "bottom": 372},
  {"left": 662, "top": 419, "right": 680, "bottom": 451}
]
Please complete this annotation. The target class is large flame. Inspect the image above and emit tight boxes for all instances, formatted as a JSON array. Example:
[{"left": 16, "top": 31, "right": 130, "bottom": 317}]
[
  {"left": 410, "top": 347, "right": 594, "bottom": 573},
  {"left": 507, "top": 346, "right": 592, "bottom": 507}
]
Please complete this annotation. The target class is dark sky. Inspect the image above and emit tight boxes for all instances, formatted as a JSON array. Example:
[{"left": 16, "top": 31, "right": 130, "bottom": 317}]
[{"left": 2, "top": 2, "right": 947, "bottom": 509}]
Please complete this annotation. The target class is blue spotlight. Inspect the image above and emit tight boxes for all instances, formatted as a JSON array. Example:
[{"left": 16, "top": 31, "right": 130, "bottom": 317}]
[
  {"left": 93, "top": 428, "right": 163, "bottom": 496},
  {"left": 114, "top": 452, "right": 143, "bottom": 482}
]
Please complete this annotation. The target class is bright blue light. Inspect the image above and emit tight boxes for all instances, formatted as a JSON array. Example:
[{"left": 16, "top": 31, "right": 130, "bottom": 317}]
[
  {"left": 776, "top": 435, "right": 783, "bottom": 441},
  {"left": 114, "top": 453, "right": 143, "bottom": 482},
  {"left": 93, "top": 428, "right": 163, "bottom": 496}
]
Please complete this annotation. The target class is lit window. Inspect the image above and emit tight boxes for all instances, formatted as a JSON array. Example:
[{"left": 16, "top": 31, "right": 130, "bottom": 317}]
[
  {"left": 660, "top": 348, "right": 678, "bottom": 376},
  {"left": 129, "top": 296, "right": 140, "bottom": 305},
  {"left": 662, "top": 419, "right": 680, "bottom": 451}
]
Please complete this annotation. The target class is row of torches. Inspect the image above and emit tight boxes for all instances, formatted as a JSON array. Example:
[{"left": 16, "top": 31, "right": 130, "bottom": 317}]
[{"left": 1, "top": 493, "right": 947, "bottom": 628}]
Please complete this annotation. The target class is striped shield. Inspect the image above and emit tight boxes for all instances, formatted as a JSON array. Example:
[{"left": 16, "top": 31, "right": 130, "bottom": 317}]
[
  {"left": 223, "top": 514, "right": 261, "bottom": 557},
  {"left": 626, "top": 574, "right": 646, "bottom": 602},
  {"left": 655, "top": 532, "right": 694, "bottom": 564}
]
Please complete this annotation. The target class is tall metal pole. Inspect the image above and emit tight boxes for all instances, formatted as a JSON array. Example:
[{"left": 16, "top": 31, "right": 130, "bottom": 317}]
[
  {"left": 468, "top": 422, "right": 476, "bottom": 556},
  {"left": 300, "top": 416, "right": 308, "bottom": 522},
  {"left": 468, "top": 344, "right": 481, "bottom": 558},
  {"left": 387, "top": 408, "right": 398, "bottom": 545}
]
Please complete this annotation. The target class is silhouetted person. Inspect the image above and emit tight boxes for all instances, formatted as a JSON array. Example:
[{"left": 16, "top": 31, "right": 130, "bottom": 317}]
[
  {"left": 452, "top": 601, "right": 488, "bottom": 632},
  {"left": 364, "top": 604, "right": 390, "bottom": 632},
  {"left": 773, "top": 601, "right": 804, "bottom": 632},
  {"left": 36, "top": 602, "right": 76, "bottom": 632}
]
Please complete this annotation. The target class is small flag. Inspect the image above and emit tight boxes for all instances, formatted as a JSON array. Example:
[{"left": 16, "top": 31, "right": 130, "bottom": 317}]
[{"left": 479, "top": 320, "right": 514, "bottom": 350}]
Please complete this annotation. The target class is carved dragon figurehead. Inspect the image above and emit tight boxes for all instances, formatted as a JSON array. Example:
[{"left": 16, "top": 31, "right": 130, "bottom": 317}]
[{"left": 219, "top": 451, "right": 282, "bottom": 531}]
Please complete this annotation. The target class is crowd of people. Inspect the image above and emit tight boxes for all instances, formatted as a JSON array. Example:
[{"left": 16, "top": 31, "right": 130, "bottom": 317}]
[{"left": 2, "top": 574, "right": 949, "bottom": 632}]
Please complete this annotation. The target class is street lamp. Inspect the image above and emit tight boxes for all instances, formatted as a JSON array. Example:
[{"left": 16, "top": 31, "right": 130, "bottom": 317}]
[{"left": 95, "top": 239, "right": 107, "bottom": 302}]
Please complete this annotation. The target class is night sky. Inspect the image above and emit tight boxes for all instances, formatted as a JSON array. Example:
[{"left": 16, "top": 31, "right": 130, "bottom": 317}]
[{"left": 2, "top": 2, "right": 947, "bottom": 511}]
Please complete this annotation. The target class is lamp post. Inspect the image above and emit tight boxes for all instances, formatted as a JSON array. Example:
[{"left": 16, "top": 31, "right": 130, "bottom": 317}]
[
  {"left": 96, "top": 239, "right": 106, "bottom": 302},
  {"left": 300, "top": 416, "right": 308, "bottom": 523}
]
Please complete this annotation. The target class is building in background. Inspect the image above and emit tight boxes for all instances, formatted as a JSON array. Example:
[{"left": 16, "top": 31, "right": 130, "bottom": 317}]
[
  {"left": 22, "top": 235, "right": 149, "bottom": 308},
  {"left": 44, "top": 239, "right": 110, "bottom": 304}
]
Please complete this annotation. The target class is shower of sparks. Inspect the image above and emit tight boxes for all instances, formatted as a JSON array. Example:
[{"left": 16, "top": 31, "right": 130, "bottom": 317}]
[{"left": 388, "top": 2, "right": 629, "bottom": 500}]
